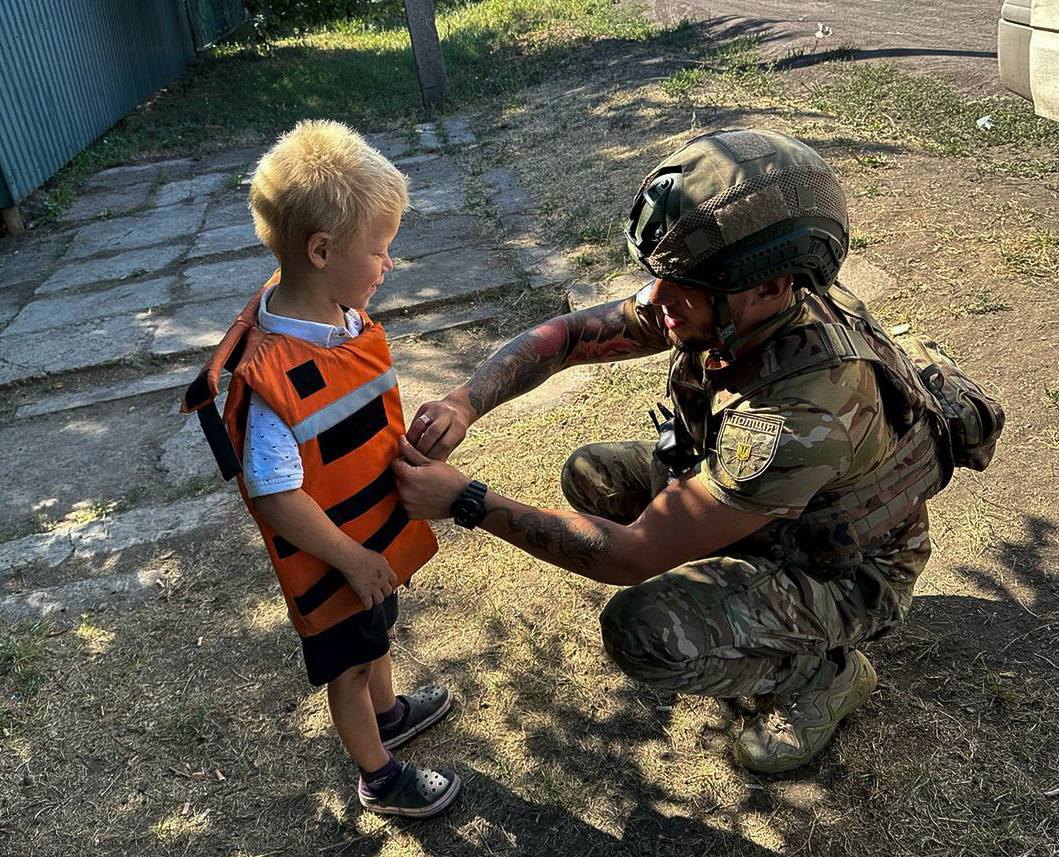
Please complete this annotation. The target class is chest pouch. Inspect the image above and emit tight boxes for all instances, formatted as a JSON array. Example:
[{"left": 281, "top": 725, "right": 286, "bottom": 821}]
[{"left": 649, "top": 402, "right": 704, "bottom": 479}]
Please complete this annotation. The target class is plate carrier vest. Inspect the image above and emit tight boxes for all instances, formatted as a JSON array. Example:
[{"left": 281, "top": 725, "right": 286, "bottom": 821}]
[
  {"left": 182, "top": 284, "right": 437, "bottom": 637},
  {"left": 669, "top": 282, "right": 950, "bottom": 573}
]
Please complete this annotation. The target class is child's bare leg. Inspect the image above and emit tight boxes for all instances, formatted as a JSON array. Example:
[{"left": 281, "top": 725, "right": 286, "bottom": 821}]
[
  {"left": 327, "top": 661, "right": 388, "bottom": 772},
  {"left": 368, "top": 652, "right": 398, "bottom": 714}
]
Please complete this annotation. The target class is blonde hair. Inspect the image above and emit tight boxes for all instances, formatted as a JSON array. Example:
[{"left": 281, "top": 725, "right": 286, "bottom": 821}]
[{"left": 249, "top": 119, "right": 408, "bottom": 256}]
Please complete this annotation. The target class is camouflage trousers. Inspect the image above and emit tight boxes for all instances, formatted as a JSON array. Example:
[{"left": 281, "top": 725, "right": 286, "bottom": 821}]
[{"left": 561, "top": 441, "right": 925, "bottom": 698}]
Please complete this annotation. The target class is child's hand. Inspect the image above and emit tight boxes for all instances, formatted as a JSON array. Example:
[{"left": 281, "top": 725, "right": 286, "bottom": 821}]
[{"left": 344, "top": 552, "right": 400, "bottom": 608}]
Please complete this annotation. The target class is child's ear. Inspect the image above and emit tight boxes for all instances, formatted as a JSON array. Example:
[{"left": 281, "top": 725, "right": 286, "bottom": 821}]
[{"left": 306, "top": 232, "right": 330, "bottom": 269}]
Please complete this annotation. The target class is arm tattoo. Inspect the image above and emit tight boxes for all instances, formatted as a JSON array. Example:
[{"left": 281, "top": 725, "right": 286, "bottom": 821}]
[
  {"left": 465, "top": 299, "right": 658, "bottom": 417},
  {"left": 487, "top": 507, "right": 614, "bottom": 572}
]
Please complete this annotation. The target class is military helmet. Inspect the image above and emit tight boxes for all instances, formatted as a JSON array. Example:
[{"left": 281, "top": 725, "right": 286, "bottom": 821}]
[{"left": 626, "top": 129, "right": 849, "bottom": 293}]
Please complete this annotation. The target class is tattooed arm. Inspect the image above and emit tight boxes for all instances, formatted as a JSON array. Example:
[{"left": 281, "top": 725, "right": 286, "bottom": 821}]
[
  {"left": 409, "top": 298, "right": 666, "bottom": 460},
  {"left": 393, "top": 438, "right": 770, "bottom": 585}
]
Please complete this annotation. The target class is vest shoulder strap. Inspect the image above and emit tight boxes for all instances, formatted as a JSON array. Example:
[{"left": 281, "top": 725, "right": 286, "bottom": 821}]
[
  {"left": 180, "top": 286, "right": 269, "bottom": 480},
  {"left": 723, "top": 321, "right": 882, "bottom": 411}
]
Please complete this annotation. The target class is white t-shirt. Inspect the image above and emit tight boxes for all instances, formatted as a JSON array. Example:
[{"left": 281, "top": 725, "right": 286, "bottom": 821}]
[{"left": 243, "top": 288, "right": 364, "bottom": 498}]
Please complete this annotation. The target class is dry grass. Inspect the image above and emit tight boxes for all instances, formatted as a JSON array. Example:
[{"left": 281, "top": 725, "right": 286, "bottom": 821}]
[{"left": 3, "top": 18, "right": 1059, "bottom": 857}]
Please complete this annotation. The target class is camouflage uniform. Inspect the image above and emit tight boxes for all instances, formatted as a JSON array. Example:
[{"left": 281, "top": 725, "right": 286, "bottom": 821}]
[{"left": 564, "top": 288, "right": 936, "bottom": 697}]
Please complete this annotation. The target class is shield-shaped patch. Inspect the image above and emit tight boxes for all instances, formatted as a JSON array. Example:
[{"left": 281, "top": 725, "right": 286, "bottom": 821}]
[{"left": 716, "top": 411, "right": 786, "bottom": 482}]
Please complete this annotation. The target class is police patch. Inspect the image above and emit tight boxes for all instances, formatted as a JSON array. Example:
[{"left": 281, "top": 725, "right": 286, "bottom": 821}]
[{"left": 717, "top": 411, "right": 785, "bottom": 482}]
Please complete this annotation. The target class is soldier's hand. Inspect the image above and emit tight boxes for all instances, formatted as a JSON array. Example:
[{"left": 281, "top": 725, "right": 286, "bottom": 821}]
[
  {"left": 344, "top": 552, "right": 399, "bottom": 608},
  {"left": 408, "top": 393, "right": 475, "bottom": 461}
]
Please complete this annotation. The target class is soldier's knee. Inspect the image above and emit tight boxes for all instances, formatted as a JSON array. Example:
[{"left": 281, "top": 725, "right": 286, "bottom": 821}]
[
  {"left": 560, "top": 445, "right": 596, "bottom": 511},
  {"left": 599, "top": 585, "right": 685, "bottom": 684}
]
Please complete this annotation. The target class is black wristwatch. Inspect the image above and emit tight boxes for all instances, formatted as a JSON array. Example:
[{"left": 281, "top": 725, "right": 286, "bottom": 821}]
[{"left": 451, "top": 480, "right": 489, "bottom": 529}]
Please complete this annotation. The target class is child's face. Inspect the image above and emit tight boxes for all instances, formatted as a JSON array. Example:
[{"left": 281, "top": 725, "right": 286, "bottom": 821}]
[{"left": 328, "top": 212, "right": 400, "bottom": 310}]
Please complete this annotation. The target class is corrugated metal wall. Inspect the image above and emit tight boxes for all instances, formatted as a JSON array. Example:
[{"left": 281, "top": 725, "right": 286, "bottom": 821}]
[{"left": 0, "top": 1, "right": 196, "bottom": 208}]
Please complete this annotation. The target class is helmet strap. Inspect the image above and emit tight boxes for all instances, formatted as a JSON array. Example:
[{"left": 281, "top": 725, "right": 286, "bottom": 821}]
[{"left": 705, "top": 290, "right": 808, "bottom": 369}]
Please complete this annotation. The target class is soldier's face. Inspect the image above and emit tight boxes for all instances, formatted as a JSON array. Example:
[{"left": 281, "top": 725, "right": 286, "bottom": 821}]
[
  {"left": 645, "top": 277, "right": 794, "bottom": 351},
  {"left": 645, "top": 278, "right": 720, "bottom": 350}
]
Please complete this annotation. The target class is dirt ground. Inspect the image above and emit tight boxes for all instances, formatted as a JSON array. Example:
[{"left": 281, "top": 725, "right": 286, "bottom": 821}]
[
  {"left": 652, "top": 0, "right": 1004, "bottom": 94},
  {"left": 2, "top": 21, "right": 1058, "bottom": 857}
]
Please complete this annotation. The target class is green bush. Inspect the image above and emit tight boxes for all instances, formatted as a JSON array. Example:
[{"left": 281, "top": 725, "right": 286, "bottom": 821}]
[{"left": 243, "top": 0, "right": 412, "bottom": 33}]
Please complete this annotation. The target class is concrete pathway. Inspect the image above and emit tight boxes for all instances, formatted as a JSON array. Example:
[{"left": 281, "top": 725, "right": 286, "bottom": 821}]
[{"left": 0, "top": 116, "right": 573, "bottom": 621}]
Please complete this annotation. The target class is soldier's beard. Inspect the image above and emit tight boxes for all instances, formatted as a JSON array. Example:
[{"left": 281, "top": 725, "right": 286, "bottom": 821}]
[{"left": 667, "top": 327, "right": 720, "bottom": 353}]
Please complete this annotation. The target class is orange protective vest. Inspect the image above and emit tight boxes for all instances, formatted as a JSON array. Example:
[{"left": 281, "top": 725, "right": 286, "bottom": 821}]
[{"left": 182, "top": 280, "right": 437, "bottom": 638}]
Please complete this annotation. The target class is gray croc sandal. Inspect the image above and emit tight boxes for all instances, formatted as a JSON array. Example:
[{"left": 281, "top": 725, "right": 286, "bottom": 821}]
[
  {"left": 359, "top": 763, "right": 461, "bottom": 818},
  {"left": 380, "top": 684, "right": 452, "bottom": 750}
]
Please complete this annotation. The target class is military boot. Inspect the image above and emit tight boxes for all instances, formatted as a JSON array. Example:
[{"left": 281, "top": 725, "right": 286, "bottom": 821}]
[{"left": 733, "top": 650, "right": 877, "bottom": 774}]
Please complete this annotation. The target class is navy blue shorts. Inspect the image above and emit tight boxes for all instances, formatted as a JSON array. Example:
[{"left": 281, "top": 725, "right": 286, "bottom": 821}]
[{"left": 300, "top": 592, "right": 398, "bottom": 687}]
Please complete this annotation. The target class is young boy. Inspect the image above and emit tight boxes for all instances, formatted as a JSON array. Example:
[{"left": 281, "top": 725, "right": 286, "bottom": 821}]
[{"left": 181, "top": 120, "right": 460, "bottom": 818}]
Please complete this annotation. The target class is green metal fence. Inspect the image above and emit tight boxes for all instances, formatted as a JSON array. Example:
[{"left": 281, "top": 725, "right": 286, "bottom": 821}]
[{"left": 0, "top": 1, "right": 244, "bottom": 210}]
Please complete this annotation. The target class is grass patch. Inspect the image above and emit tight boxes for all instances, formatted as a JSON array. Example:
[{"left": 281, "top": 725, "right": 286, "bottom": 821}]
[
  {"left": 36, "top": 0, "right": 659, "bottom": 220},
  {"left": 812, "top": 63, "right": 1059, "bottom": 164},
  {"left": 1044, "top": 385, "right": 1059, "bottom": 413},
  {"left": 660, "top": 35, "right": 783, "bottom": 103},
  {"left": 997, "top": 229, "right": 1059, "bottom": 284},
  {"left": 959, "top": 288, "right": 1012, "bottom": 316},
  {"left": 0, "top": 626, "right": 49, "bottom": 722}
]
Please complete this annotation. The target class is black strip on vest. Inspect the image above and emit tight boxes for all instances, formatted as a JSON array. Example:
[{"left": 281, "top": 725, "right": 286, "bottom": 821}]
[
  {"left": 318, "top": 394, "right": 388, "bottom": 464},
  {"left": 293, "top": 567, "right": 347, "bottom": 616},
  {"left": 292, "top": 506, "right": 411, "bottom": 616},
  {"left": 272, "top": 469, "right": 397, "bottom": 559},
  {"left": 363, "top": 505, "right": 410, "bottom": 554},
  {"left": 183, "top": 373, "right": 213, "bottom": 411},
  {"left": 223, "top": 335, "right": 247, "bottom": 373},
  {"left": 287, "top": 359, "right": 327, "bottom": 399},
  {"left": 197, "top": 404, "right": 242, "bottom": 481}
]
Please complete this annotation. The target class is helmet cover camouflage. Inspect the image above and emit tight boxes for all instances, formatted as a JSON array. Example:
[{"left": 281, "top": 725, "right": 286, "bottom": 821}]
[{"left": 626, "top": 129, "right": 850, "bottom": 293}]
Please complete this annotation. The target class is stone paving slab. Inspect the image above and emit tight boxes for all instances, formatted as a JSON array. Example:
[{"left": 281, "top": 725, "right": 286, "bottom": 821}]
[
  {"left": 57, "top": 182, "right": 154, "bottom": 224},
  {"left": 4, "top": 276, "right": 174, "bottom": 337},
  {"left": 567, "top": 273, "right": 645, "bottom": 312},
  {"left": 0, "top": 568, "right": 165, "bottom": 622},
  {"left": 0, "top": 492, "right": 236, "bottom": 578},
  {"left": 152, "top": 172, "right": 233, "bottom": 208},
  {"left": 396, "top": 154, "right": 466, "bottom": 189},
  {"left": 181, "top": 253, "right": 276, "bottom": 301},
  {"left": 62, "top": 202, "right": 206, "bottom": 261},
  {"left": 410, "top": 183, "right": 467, "bottom": 216},
  {"left": 415, "top": 116, "right": 476, "bottom": 151},
  {"left": 0, "top": 233, "right": 69, "bottom": 290},
  {"left": 37, "top": 243, "right": 188, "bottom": 295},
  {"left": 372, "top": 249, "right": 516, "bottom": 315},
  {"left": 187, "top": 222, "right": 259, "bottom": 260},
  {"left": 366, "top": 132, "right": 413, "bottom": 160},
  {"left": 0, "top": 311, "right": 155, "bottom": 385},
  {"left": 391, "top": 214, "right": 483, "bottom": 261},
  {"left": 150, "top": 293, "right": 248, "bottom": 356},
  {"left": 16, "top": 365, "right": 201, "bottom": 419},
  {"left": 83, "top": 157, "right": 195, "bottom": 192},
  {"left": 161, "top": 392, "right": 228, "bottom": 486},
  {"left": 202, "top": 194, "right": 253, "bottom": 231},
  {"left": 384, "top": 298, "right": 506, "bottom": 340},
  {"left": 199, "top": 146, "right": 267, "bottom": 173},
  {"left": 484, "top": 167, "right": 532, "bottom": 216}
]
